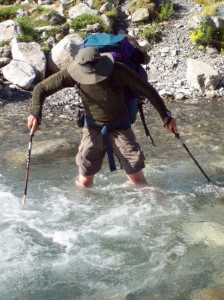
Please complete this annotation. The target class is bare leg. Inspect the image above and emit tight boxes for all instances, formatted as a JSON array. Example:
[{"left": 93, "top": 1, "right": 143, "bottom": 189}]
[
  {"left": 75, "top": 174, "right": 94, "bottom": 188},
  {"left": 127, "top": 170, "right": 148, "bottom": 186}
]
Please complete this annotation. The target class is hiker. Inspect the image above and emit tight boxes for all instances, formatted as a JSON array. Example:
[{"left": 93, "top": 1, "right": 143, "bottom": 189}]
[{"left": 27, "top": 46, "right": 178, "bottom": 188}]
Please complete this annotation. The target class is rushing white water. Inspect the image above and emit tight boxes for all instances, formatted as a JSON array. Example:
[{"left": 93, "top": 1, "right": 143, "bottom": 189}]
[{"left": 0, "top": 101, "right": 224, "bottom": 299}]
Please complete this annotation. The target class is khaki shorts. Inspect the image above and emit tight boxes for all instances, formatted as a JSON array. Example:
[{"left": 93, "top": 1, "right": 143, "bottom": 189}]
[{"left": 76, "top": 126, "right": 145, "bottom": 176}]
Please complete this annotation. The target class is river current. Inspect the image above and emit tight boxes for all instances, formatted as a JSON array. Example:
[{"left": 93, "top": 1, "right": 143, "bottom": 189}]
[{"left": 0, "top": 99, "right": 224, "bottom": 299}]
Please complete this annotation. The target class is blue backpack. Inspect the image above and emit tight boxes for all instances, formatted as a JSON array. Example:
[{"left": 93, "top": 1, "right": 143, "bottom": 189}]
[{"left": 81, "top": 33, "right": 148, "bottom": 124}]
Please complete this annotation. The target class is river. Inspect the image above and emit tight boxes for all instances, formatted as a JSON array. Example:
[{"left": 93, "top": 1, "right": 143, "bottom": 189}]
[{"left": 0, "top": 99, "right": 224, "bottom": 299}]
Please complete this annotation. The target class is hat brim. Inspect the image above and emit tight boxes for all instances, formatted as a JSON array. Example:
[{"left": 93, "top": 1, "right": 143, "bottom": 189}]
[{"left": 67, "top": 53, "right": 114, "bottom": 85}]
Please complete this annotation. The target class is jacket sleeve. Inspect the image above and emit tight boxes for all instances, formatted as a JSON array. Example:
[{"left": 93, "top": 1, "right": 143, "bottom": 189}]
[
  {"left": 31, "top": 68, "right": 75, "bottom": 122},
  {"left": 113, "top": 62, "right": 169, "bottom": 120}
]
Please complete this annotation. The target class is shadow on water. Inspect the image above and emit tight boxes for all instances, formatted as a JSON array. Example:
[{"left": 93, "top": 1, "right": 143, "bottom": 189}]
[{"left": 0, "top": 100, "right": 224, "bottom": 299}]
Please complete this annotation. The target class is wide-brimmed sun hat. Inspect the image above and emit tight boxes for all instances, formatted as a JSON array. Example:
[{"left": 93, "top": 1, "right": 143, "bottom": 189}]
[{"left": 67, "top": 47, "right": 114, "bottom": 85}]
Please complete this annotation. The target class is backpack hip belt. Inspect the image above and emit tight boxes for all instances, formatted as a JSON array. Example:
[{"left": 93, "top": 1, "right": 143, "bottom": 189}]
[{"left": 84, "top": 114, "right": 131, "bottom": 172}]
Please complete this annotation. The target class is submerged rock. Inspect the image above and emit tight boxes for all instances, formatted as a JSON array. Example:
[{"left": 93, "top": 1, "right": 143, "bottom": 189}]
[
  {"left": 191, "top": 288, "right": 224, "bottom": 300},
  {"left": 213, "top": 271, "right": 224, "bottom": 285},
  {"left": 182, "top": 221, "right": 224, "bottom": 246},
  {"left": 4, "top": 138, "right": 78, "bottom": 165}
]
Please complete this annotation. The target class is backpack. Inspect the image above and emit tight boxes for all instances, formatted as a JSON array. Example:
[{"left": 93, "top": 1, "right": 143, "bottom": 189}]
[{"left": 79, "top": 33, "right": 155, "bottom": 145}]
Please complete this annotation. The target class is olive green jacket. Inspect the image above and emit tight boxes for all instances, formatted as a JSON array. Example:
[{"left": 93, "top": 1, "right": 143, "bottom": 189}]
[{"left": 31, "top": 61, "right": 169, "bottom": 124}]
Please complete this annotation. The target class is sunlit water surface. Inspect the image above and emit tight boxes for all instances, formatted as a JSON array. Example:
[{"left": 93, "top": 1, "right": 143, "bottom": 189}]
[{"left": 0, "top": 100, "right": 224, "bottom": 299}]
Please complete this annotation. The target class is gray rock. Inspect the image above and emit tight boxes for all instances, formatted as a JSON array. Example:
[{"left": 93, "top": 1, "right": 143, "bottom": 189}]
[
  {"left": 0, "top": 20, "right": 22, "bottom": 43},
  {"left": 47, "top": 34, "right": 83, "bottom": 73},
  {"left": 2, "top": 60, "right": 36, "bottom": 90},
  {"left": 205, "top": 16, "right": 224, "bottom": 30},
  {"left": 131, "top": 8, "right": 149, "bottom": 23},
  {"left": 68, "top": 3, "right": 99, "bottom": 19},
  {"left": 186, "top": 59, "right": 221, "bottom": 91},
  {"left": 4, "top": 138, "right": 78, "bottom": 165},
  {"left": 11, "top": 42, "right": 46, "bottom": 82}
]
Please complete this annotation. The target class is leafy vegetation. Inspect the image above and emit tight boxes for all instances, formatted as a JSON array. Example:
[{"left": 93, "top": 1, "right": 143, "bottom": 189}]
[
  {"left": 0, "top": 41, "right": 10, "bottom": 47},
  {"left": 190, "top": 1, "right": 224, "bottom": 52},
  {"left": 106, "top": 9, "right": 118, "bottom": 23},
  {"left": 141, "top": 22, "right": 162, "bottom": 43},
  {"left": 92, "top": 0, "right": 109, "bottom": 10},
  {"left": 190, "top": 22, "right": 224, "bottom": 51},
  {"left": 70, "top": 13, "right": 111, "bottom": 32},
  {"left": 0, "top": 6, "right": 18, "bottom": 21},
  {"left": 70, "top": 14, "right": 102, "bottom": 30},
  {"left": 16, "top": 18, "right": 40, "bottom": 43},
  {"left": 157, "top": 1, "right": 174, "bottom": 22}
]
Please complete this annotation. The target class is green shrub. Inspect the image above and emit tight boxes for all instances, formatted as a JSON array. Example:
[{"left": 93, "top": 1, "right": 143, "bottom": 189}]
[
  {"left": 142, "top": 21, "right": 162, "bottom": 43},
  {"left": 106, "top": 9, "right": 118, "bottom": 23},
  {"left": 92, "top": 0, "right": 107, "bottom": 10},
  {"left": 0, "top": 6, "right": 18, "bottom": 21},
  {"left": 190, "top": 22, "right": 224, "bottom": 51},
  {"left": 45, "top": 24, "right": 69, "bottom": 40},
  {"left": 16, "top": 18, "right": 40, "bottom": 43},
  {"left": 42, "top": 45, "right": 51, "bottom": 55},
  {"left": 0, "top": 41, "right": 10, "bottom": 47},
  {"left": 70, "top": 14, "right": 102, "bottom": 30},
  {"left": 157, "top": 1, "right": 174, "bottom": 22}
]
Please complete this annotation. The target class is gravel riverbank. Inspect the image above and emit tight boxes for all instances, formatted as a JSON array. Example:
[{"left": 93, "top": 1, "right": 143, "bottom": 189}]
[{"left": 1, "top": 0, "right": 223, "bottom": 127}]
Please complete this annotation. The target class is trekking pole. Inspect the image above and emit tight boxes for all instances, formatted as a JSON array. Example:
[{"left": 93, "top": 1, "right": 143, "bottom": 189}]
[
  {"left": 22, "top": 131, "right": 34, "bottom": 208},
  {"left": 173, "top": 130, "right": 223, "bottom": 199}
]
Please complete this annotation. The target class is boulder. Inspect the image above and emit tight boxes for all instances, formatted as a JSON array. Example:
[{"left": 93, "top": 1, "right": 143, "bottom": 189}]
[
  {"left": 4, "top": 138, "right": 78, "bottom": 165},
  {"left": 205, "top": 16, "right": 224, "bottom": 30},
  {"left": 186, "top": 59, "right": 221, "bottom": 91},
  {"left": 188, "top": 15, "right": 204, "bottom": 29},
  {"left": 0, "top": 20, "right": 22, "bottom": 43},
  {"left": 47, "top": 34, "right": 83, "bottom": 73},
  {"left": 2, "top": 60, "right": 36, "bottom": 90},
  {"left": 68, "top": 3, "right": 99, "bottom": 20},
  {"left": 11, "top": 42, "right": 46, "bottom": 82},
  {"left": 132, "top": 8, "right": 149, "bottom": 23},
  {"left": 37, "top": 12, "right": 66, "bottom": 25}
]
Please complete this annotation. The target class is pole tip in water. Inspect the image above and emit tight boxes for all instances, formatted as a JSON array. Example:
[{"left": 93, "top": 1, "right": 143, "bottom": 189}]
[{"left": 22, "top": 195, "right": 26, "bottom": 208}]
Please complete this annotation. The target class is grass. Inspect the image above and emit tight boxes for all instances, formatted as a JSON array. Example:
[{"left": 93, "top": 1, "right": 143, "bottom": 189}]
[
  {"left": 16, "top": 18, "right": 40, "bottom": 43},
  {"left": 70, "top": 13, "right": 110, "bottom": 32},
  {"left": 0, "top": 6, "right": 18, "bottom": 21},
  {"left": 106, "top": 9, "right": 118, "bottom": 23},
  {"left": 70, "top": 14, "right": 102, "bottom": 30}
]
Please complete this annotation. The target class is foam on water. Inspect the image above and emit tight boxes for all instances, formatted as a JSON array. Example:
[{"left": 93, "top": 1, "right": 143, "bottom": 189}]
[{"left": 0, "top": 160, "right": 223, "bottom": 299}]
